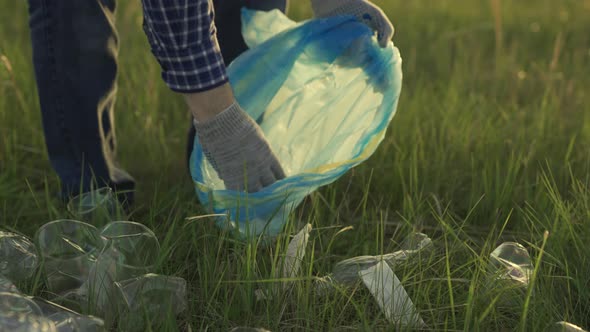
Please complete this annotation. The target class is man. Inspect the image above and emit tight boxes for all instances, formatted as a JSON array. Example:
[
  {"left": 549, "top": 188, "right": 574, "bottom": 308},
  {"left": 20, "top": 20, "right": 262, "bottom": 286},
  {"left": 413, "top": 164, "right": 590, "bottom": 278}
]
[{"left": 27, "top": 0, "right": 393, "bottom": 205}]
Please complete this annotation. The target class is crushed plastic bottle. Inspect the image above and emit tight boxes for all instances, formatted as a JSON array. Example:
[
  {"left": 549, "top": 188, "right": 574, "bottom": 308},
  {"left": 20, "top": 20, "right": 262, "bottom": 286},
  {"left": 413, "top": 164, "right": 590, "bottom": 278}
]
[
  {"left": 113, "top": 273, "right": 187, "bottom": 331},
  {"left": 67, "top": 187, "right": 120, "bottom": 226},
  {"left": 488, "top": 242, "right": 533, "bottom": 286},
  {"left": 0, "top": 231, "right": 39, "bottom": 280},
  {"left": 35, "top": 220, "right": 104, "bottom": 295},
  {"left": 332, "top": 233, "right": 432, "bottom": 285}
]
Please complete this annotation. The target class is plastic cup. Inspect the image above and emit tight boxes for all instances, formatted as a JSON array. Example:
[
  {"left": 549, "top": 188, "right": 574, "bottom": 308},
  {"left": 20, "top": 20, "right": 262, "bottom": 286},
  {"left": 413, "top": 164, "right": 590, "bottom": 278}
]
[
  {"left": 0, "top": 312, "right": 56, "bottom": 332},
  {"left": 30, "top": 296, "right": 106, "bottom": 331},
  {"left": 35, "top": 220, "right": 104, "bottom": 296},
  {"left": 114, "top": 273, "right": 187, "bottom": 331},
  {"left": 0, "top": 292, "right": 43, "bottom": 316},
  {"left": 0, "top": 231, "right": 39, "bottom": 280},
  {"left": 0, "top": 292, "right": 58, "bottom": 331},
  {"left": 489, "top": 242, "right": 533, "bottom": 285},
  {"left": 82, "top": 221, "right": 160, "bottom": 325},
  {"left": 99, "top": 221, "right": 160, "bottom": 270},
  {"left": 67, "top": 187, "right": 121, "bottom": 226}
]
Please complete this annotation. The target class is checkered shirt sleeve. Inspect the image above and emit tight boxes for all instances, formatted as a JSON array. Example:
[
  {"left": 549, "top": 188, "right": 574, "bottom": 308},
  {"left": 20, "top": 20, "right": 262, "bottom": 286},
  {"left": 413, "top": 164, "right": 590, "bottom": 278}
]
[{"left": 141, "top": 0, "right": 228, "bottom": 93}]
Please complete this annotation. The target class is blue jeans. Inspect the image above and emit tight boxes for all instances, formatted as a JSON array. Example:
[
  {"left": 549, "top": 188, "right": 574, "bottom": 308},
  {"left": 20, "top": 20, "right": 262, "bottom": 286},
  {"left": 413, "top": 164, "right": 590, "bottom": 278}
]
[{"left": 27, "top": 0, "right": 288, "bottom": 204}]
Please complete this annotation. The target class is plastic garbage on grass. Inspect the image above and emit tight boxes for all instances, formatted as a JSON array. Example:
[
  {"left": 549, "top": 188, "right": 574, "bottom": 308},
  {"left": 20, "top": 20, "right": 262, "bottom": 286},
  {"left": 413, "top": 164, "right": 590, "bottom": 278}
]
[
  {"left": 114, "top": 274, "right": 187, "bottom": 332},
  {"left": 484, "top": 242, "right": 533, "bottom": 311},
  {"left": 488, "top": 242, "right": 533, "bottom": 286},
  {"left": 282, "top": 224, "right": 312, "bottom": 287},
  {"left": 0, "top": 231, "right": 39, "bottom": 280},
  {"left": 80, "top": 221, "right": 160, "bottom": 322},
  {"left": 67, "top": 188, "right": 121, "bottom": 227},
  {"left": 0, "top": 312, "right": 57, "bottom": 332},
  {"left": 255, "top": 224, "right": 313, "bottom": 301},
  {"left": 35, "top": 220, "right": 104, "bottom": 295},
  {"left": 33, "top": 297, "right": 105, "bottom": 332},
  {"left": 309, "top": 233, "right": 429, "bottom": 326},
  {"left": 359, "top": 261, "right": 425, "bottom": 328},
  {"left": 331, "top": 232, "right": 432, "bottom": 285},
  {"left": 190, "top": 9, "right": 403, "bottom": 238},
  {"left": 23, "top": 220, "right": 186, "bottom": 330}
]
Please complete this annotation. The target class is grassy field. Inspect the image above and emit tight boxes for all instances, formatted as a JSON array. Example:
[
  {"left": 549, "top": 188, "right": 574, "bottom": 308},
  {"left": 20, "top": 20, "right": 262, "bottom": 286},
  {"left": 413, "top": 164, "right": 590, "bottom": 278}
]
[{"left": 1, "top": 0, "right": 590, "bottom": 331}]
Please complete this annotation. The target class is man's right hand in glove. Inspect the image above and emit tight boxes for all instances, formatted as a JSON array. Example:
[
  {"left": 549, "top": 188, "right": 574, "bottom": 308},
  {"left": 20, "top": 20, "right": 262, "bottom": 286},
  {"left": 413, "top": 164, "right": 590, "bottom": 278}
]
[{"left": 184, "top": 83, "right": 286, "bottom": 193}]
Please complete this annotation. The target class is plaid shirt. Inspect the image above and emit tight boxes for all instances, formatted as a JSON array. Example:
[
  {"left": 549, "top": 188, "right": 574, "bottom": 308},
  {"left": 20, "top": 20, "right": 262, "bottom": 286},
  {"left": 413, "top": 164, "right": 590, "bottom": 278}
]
[{"left": 141, "top": 0, "right": 228, "bottom": 93}]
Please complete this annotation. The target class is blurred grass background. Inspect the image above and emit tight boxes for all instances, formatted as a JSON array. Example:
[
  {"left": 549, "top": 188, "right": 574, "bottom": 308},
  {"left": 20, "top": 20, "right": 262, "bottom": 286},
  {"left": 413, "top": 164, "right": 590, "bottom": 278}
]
[{"left": 1, "top": 0, "right": 590, "bottom": 331}]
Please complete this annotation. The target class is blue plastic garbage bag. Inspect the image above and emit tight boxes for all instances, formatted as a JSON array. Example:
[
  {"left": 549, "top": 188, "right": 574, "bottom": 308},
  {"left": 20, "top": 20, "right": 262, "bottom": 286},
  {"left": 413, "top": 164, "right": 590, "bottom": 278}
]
[{"left": 190, "top": 9, "right": 402, "bottom": 238}]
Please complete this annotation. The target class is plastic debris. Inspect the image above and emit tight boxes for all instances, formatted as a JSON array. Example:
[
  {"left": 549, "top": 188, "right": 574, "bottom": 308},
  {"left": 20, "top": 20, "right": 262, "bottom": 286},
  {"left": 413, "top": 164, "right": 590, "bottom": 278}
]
[
  {"left": 0, "top": 231, "right": 39, "bottom": 280},
  {"left": 0, "top": 312, "right": 57, "bottom": 332},
  {"left": 488, "top": 242, "right": 533, "bottom": 286},
  {"left": 332, "top": 232, "right": 432, "bottom": 285},
  {"left": 0, "top": 292, "right": 43, "bottom": 316},
  {"left": 190, "top": 9, "right": 403, "bottom": 238},
  {"left": 35, "top": 220, "right": 104, "bottom": 295},
  {"left": 401, "top": 232, "right": 432, "bottom": 252},
  {"left": 3, "top": 218, "right": 184, "bottom": 330},
  {"left": 282, "top": 224, "right": 312, "bottom": 284},
  {"left": 359, "top": 261, "right": 425, "bottom": 328},
  {"left": 254, "top": 224, "right": 312, "bottom": 300},
  {"left": 80, "top": 221, "right": 160, "bottom": 323},
  {"left": 551, "top": 322, "right": 588, "bottom": 332},
  {"left": 113, "top": 274, "right": 187, "bottom": 331},
  {"left": 33, "top": 297, "right": 105, "bottom": 332},
  {"left": 67, "top": 187, "right": 120, "bottom": 226}
]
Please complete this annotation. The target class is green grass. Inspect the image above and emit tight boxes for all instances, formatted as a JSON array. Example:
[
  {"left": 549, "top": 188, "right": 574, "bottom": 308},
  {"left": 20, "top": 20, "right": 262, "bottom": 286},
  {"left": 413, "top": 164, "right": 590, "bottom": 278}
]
[{"left": 2, "top": 0, "right": 590, "bottom": 330}]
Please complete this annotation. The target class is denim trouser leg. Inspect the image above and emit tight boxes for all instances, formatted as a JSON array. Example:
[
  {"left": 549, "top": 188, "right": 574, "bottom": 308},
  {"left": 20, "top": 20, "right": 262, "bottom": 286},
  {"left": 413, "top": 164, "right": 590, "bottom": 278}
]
[
  {"left": 186, "top": 0, "right": 288, "bottom": 165},
  {"left": 28, "top": 0, "right": 135, "bottom": 202}
]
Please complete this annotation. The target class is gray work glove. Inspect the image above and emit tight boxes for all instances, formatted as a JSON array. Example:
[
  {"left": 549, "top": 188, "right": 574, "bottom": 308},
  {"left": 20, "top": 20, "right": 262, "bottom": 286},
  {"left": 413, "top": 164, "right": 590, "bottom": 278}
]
[
  {"left": 194, "top": 103, "right": 286, "bottom": 193},
  {"left": 311, "top": 0, "right": 394, "bottom": 47}
]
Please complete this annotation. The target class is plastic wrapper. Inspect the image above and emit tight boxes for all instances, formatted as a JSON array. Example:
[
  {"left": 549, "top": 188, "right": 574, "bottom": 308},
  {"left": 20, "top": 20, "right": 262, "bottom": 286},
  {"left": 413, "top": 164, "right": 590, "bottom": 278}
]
[
  {"left": 66, "top": 188, "right": 120, "bottom": 226},
  {"left": 0, "top": 231, "right": 39, "bottom": 280},
  {"left": 35, "top": 220, "right": 104, "bottom": 295},
  {"left": 190, "top": 9, "right": 403, "bottom": 238},
  {"left": 113, "top": 273, "right": 186, "bottom": 331}
]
